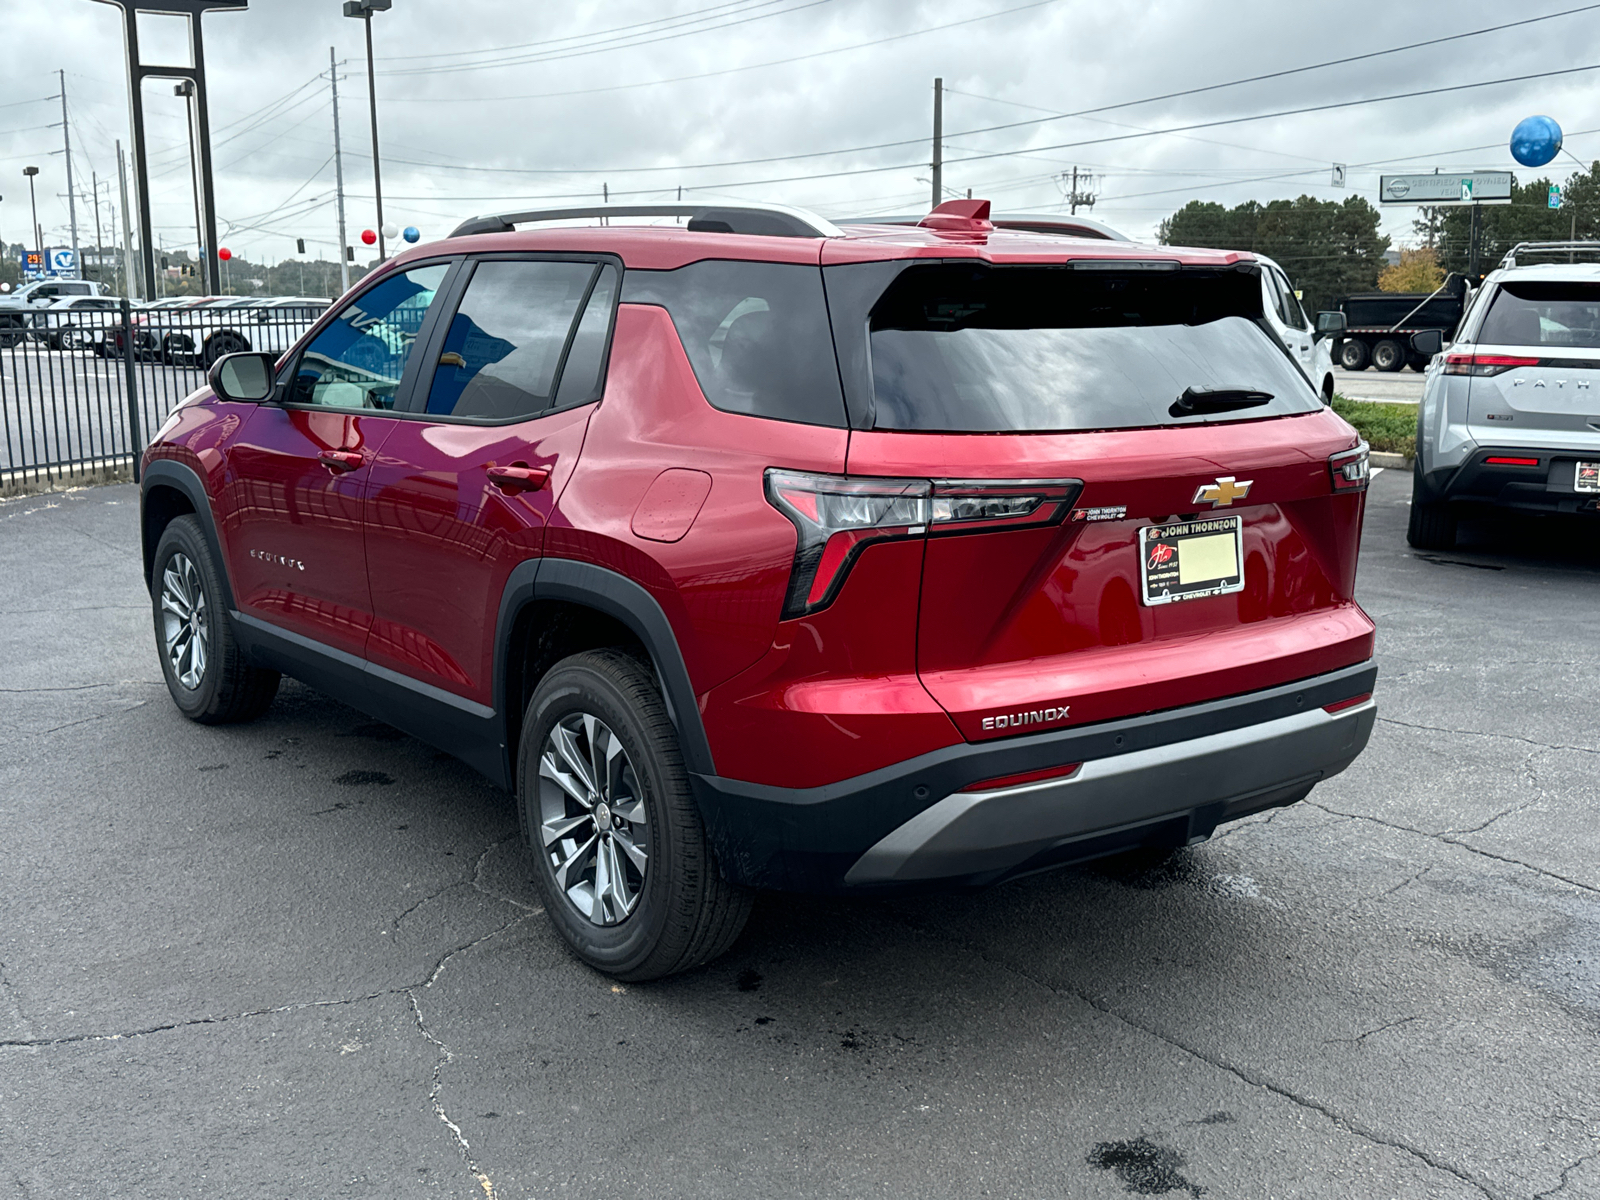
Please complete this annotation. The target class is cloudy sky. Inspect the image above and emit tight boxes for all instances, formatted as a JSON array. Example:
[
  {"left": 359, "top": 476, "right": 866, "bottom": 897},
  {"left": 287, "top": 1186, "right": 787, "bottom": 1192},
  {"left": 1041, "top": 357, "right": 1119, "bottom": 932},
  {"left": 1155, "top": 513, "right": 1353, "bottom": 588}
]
[{"left": 1, "top": 0, "right": 1595, "bottom": 275}]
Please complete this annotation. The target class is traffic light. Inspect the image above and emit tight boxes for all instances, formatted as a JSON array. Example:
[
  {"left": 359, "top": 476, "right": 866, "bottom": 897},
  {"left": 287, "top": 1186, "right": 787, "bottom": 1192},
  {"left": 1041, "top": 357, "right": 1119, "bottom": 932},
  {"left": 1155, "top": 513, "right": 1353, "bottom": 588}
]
[
  {"left": 161, "top": 256, "right": 170, "bottom": 269},
  {"left": 297, "top": 238, "right": 306, "bottom": 255},
  {"left": 345, "top": 246, "right": 354, "bottom": 262}
]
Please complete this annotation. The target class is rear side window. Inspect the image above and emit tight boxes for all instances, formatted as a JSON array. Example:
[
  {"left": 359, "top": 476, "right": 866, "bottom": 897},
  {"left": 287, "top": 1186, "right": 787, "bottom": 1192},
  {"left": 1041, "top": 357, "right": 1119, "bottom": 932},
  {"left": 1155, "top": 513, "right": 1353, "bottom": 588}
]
[
  {"left": 621, "top": 260, "right": 847, "bottom": 427},
  {"left": 425, "top": 259, "right": 596, "bottom": 420},
  {"left": 1478, "top": 281, "right": 1600, "bottom": 348},
  {"left": 866, "top": 264, "right": 1319, "bottom": 433}
]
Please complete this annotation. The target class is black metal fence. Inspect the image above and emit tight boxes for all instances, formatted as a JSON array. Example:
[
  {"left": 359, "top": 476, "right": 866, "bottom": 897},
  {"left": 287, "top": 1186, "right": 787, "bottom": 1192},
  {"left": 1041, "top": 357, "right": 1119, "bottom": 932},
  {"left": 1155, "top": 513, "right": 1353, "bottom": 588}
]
[{"left": 0, "top": 298, "right": 326, "bottom": 489}]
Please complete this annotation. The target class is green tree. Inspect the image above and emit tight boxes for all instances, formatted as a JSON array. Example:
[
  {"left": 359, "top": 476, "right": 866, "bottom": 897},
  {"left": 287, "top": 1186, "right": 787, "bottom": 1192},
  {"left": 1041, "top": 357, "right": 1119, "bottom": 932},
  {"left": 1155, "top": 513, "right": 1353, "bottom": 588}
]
[
  {"left": 1159, "top": 194, "right": 1389, "bottom": 314},
  {"left": 1379, "top": 247, "right": 1444, "bottom": 293}
]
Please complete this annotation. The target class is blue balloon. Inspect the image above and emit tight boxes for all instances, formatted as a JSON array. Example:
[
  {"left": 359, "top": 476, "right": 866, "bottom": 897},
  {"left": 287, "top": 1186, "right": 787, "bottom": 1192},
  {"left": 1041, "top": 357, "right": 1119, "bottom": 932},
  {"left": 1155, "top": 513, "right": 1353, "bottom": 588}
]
[
  {"left": 1511, "top": 115, "right": 1562, "bottom": 168},
  {"left": 402, "top": 226, "right": 421, "bottom": 243}
]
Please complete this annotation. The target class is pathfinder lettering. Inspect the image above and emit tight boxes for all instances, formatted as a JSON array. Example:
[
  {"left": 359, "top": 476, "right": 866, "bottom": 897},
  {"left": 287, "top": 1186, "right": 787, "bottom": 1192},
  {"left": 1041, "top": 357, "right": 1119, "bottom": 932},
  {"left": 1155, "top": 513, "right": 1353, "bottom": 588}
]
[{"left": 983, "top": 704, "right": 1070, "bottom": 731}]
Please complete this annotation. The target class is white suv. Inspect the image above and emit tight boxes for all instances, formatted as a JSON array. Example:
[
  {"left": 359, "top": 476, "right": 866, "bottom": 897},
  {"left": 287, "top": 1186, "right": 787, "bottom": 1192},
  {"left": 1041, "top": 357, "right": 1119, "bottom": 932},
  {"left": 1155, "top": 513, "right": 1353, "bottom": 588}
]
[{"left": 1410, "top": 242, "right": 1600, "bottom": 548}]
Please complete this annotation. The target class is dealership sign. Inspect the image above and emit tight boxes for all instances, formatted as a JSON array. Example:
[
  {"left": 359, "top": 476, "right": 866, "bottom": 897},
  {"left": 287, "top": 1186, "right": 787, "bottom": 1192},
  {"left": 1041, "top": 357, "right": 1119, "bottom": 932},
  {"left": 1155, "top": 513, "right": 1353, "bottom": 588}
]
[{"left": 1379, "top": 172, "right": 1514, "bottom": 206}]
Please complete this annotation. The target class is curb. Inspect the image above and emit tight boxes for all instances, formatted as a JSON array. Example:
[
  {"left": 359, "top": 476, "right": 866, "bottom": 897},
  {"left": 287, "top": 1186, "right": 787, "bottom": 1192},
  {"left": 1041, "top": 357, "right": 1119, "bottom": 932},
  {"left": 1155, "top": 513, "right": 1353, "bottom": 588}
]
[{"left": 1370, "top": 451, "right": 1411, "bottom": 470}]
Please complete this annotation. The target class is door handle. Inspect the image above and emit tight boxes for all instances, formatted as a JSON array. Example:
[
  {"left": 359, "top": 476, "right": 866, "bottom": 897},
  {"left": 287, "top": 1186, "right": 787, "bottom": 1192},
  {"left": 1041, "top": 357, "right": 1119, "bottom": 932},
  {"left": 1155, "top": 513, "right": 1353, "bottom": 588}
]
[
  {"left": 487, "top": 463, "right": 551, "bottom": 493},
  {"left": 317, "top": 449, "right": 365, "bottom": 473}
]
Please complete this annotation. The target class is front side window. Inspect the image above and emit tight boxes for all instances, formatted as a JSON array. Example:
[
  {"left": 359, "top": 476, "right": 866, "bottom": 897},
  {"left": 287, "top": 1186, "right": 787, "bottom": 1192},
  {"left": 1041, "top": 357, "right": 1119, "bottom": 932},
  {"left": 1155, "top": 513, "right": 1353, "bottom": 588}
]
[
  {"left": 424, "top": 259, "right": 597, "bottom": 420},
  {"left": 867, "top": 264, "right": 1319, "bottom": 433},
  {"left": 290, "top": 262, "right": 449, "bottom": 409},
  {"left": 1478, "top": 281, "right": 1600, "bottom": 348}
]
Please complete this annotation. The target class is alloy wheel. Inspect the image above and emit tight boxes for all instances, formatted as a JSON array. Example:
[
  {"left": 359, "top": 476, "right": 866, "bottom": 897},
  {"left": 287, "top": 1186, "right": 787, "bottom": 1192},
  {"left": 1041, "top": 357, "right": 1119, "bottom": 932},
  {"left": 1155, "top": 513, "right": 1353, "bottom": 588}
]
[
  {"left": 160, "top": 552, "right": 209, "bottom": 690},
  {"left": 537, "top": 712, "right": 649, "bottom": 926}
]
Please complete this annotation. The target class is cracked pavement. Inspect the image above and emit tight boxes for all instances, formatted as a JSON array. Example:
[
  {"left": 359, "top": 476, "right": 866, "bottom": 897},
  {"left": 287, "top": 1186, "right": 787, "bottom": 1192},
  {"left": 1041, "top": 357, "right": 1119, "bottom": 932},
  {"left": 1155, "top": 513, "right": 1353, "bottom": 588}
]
[{"left": 1, "top": 470, "right": 1597, "bottom": 1199}]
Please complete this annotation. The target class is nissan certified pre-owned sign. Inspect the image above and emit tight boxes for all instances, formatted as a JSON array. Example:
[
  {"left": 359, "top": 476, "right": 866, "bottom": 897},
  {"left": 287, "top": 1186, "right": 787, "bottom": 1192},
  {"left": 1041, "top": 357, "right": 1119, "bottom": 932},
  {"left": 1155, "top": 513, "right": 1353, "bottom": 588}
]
[{"left": 1379, "top": 173, "right": 1513, "bottom": 206}]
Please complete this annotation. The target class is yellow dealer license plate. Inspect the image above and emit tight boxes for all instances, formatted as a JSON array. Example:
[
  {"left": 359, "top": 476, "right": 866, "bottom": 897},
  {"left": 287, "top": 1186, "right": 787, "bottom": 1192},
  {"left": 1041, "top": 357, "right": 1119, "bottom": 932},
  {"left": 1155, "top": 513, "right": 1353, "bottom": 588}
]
[{"left": 1140, "top": 515, "right": 1245, "bottom": 606}]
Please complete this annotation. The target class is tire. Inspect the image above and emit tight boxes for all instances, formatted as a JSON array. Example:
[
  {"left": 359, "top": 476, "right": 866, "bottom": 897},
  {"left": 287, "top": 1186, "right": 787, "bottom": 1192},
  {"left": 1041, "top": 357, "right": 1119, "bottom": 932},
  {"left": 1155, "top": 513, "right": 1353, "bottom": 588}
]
[
  {"left": 518, "top": 649, "right": 752, "bottom": 981},
  {"left": 151, "top": 515, "right": 280, "bottom": 724},
  {"left": 1372, "top": 339, "right": 1404, "bottom": 372},
  {"left": 1406, "top": 465, "right": 1457, "bottom": 550},
  {"left": 1338, "top": 338, "right": 1369, "bottom": 371},
  {"left": 202, "top": 329, "right": 251, "bottom": 368},
  {"left": 162, "top": 333, "right": 194, "bottom": 365}
]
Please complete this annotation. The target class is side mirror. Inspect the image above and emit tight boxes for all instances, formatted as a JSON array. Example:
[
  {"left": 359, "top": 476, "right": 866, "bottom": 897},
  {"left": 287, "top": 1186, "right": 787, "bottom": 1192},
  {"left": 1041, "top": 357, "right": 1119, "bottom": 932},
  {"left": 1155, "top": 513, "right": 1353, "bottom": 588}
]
[
  {"left": 1315, "top": 311, "right": 1347, "bottom": 336},
  {"left": 208, "top": 351, "right": 278, "bottom": 403},
  {"left": 1410, "top": 329, "right": 1443, "bottom": 356}
]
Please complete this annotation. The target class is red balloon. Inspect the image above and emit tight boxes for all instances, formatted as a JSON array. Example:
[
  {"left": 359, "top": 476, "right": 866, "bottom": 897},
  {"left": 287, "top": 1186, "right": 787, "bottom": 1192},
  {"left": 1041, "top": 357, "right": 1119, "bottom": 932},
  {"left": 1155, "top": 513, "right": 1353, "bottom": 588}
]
[
  {"left": 218, "top": 247, "right": 232, "bottom": 261},
  {"left": 361, "top": 229, "right": 377, "bottom": 246}
]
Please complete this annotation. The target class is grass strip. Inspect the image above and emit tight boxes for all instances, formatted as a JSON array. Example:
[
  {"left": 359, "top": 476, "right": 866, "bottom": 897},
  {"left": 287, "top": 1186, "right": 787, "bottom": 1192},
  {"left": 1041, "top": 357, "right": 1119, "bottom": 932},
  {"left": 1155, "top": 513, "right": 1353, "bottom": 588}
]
[{"left": 1331, "top": 396, "right": 1416, "bottom": 458}]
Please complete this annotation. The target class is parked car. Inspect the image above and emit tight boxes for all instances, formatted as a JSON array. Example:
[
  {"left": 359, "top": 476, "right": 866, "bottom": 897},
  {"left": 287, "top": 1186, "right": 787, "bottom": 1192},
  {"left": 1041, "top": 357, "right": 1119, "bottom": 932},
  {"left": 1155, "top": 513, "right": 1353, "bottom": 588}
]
[
  {"left": 1409, "top": 242, "right": 1600, "bottom": 548},
  {"left": 139, "top": 198, "right": 1377, "bottom": 979},
  {"left": 0, "top": 278, "right": 105, "bottom": 347},
  {"left": 29, "top": 295, "right": 126, "bottom": 351}
]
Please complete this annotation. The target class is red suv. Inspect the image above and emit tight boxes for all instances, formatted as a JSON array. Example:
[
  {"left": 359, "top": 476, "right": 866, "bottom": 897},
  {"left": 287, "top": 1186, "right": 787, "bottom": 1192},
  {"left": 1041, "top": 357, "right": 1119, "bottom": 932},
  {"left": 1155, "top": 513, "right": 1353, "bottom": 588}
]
[{"left": 140, "top": 199, "right": 1377, "bottom": 980}]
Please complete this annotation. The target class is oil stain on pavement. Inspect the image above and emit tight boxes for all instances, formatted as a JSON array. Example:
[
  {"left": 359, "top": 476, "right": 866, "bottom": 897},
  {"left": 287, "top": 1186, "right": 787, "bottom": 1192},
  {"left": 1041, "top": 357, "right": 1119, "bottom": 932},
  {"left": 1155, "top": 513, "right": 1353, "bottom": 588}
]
[{"left": 1087, "top": 1138, "right": 1205, "bottom": 1197}]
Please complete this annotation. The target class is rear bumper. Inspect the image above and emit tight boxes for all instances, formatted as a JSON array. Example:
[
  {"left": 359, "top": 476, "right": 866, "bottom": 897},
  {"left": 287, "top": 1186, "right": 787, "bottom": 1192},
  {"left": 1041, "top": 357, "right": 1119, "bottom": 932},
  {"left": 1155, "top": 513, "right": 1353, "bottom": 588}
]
[
  {"left": 690, "top": 660, "right": 1376, "bottom": 892},
  {"left": 1424, "top": 446, "right": 1600, "bottom": 515}
]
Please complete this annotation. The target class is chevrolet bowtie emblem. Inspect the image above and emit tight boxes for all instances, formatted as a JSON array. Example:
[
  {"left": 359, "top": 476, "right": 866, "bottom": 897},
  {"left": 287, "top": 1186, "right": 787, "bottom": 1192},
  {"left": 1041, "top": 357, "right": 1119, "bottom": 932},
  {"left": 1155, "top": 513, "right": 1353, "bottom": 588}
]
[{"left": 1194, "top": 476, "right": 1253, "bottom": 506}]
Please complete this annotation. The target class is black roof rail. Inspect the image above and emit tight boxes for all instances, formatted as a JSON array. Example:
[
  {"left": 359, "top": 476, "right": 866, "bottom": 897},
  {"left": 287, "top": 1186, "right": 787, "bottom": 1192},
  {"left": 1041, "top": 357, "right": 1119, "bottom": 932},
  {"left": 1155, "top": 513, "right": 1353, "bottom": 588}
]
[
  {"left": 448, "top": 202, "right": 842, "bottom": 240},
  {"left": 1500, "top": 240, "right": 1600, "bottom": 268}
]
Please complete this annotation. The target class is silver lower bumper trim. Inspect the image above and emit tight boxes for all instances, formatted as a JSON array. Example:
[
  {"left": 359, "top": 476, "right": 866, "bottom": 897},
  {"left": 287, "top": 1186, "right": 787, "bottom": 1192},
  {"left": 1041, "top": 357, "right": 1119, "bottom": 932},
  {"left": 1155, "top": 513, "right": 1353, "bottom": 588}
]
[{"left": 843, "top": 699, "right": 1377, "bottom": 885}]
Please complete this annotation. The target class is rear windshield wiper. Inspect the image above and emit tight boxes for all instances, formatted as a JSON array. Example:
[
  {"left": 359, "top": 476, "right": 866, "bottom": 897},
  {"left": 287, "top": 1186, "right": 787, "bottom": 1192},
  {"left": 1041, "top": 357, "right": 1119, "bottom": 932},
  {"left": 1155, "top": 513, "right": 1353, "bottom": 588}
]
[{"left": 1170, "top": 387, "right": 1274, "bottom": 418}]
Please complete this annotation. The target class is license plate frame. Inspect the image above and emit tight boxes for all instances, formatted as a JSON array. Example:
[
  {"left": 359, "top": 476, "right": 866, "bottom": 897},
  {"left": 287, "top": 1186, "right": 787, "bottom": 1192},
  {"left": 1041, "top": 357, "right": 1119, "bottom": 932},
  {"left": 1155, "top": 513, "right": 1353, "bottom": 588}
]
[
  {"left": 1577, "top": 461, "right": 1600, "bottom": 493},
  {"left": 1139, "top": 515, "right": 1245, "bottom": 606}
]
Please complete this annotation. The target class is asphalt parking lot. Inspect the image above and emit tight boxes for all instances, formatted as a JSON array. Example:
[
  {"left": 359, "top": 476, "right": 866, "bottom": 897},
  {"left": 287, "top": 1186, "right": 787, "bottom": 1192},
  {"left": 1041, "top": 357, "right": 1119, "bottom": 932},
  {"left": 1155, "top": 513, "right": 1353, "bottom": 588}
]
[
  {"left": 2, "top": 469, "right": 1598, "bottom": 1200},
  {"left": 1332, "top": 365, "right": 1425, "bottom": 404}
]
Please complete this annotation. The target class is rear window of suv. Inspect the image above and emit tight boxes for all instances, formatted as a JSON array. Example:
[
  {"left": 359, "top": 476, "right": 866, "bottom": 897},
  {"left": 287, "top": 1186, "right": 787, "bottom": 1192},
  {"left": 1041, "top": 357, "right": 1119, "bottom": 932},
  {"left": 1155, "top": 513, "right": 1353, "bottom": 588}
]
[
  {"left": 1478, "top": 280, "right": 1600, "bottom": 348},
  {"left": 865, "top": 263, "right": 1319, "bottom": 433}
]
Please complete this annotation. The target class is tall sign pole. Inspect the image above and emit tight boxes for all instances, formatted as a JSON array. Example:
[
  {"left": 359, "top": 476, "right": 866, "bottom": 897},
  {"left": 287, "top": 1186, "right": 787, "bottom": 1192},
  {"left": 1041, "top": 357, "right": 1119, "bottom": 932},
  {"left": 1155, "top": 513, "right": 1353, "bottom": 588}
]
[
  {"left": 931, "top": 77, "right": 943, "bottom": 211},
  {"left": 95, "top": 0, "right": 248, "bottom": 299},
  {"left": 117, "top": 140, "right": 138, "bottom": 299}
]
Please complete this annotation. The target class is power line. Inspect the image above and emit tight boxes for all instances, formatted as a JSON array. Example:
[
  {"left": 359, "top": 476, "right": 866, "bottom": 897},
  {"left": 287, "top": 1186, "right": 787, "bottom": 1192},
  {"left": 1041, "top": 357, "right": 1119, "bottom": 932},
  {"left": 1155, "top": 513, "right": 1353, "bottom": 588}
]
[
  {"left": 384, "top": 0, "right": 794, "bottom": 63},
  {"left": 380, "top": 0, "right": 843, "bottom": 77},
  {"left": 373, "top": 8, "right": 1600, "bottom": 182},
  {"left": 380, "top": 0, "right": 1060, "bottom": 104}
]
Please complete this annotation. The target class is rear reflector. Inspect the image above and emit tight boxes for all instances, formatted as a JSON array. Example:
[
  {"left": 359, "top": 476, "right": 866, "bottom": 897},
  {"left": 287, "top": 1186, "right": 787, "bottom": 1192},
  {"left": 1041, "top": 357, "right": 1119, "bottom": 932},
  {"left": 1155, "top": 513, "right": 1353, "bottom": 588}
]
[
  {"left": 1484, "top": 456, "right": 1541, "bottom": 466},
  {"left": 1322, "top": 692, "right": 1372, "bottom": 714},
  {"left": 1328, "top": 441, "right": 1370, "bottom": 492},
  {"left": 1443, "top": 353, "right": 1539, "bottom": 377},
  {"left": 960, "top": 763, "right": 1082, "bottom": 792}
]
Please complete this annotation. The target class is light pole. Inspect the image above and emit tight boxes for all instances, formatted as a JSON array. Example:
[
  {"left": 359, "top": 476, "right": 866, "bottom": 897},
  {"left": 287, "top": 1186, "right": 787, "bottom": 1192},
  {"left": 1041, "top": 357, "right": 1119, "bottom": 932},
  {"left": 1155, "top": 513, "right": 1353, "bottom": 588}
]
[
  {"left": 23, "top": 167, "right": 42, "bottom": 268},
  {"left": 174, "top": 80, "right": 207, "bottom": 270},
  {"left": 343, "top": 0, "right": 391, "bottom": 261}
]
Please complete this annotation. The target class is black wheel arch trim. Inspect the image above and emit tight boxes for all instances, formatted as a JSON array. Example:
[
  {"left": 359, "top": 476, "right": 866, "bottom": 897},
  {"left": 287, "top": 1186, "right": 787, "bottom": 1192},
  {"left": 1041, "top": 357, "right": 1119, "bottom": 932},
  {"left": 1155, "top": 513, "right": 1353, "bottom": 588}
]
[
  {"left": 140, "top": 459, "right": 236, "bottom": 612},
  {"left": 494, "top": 556, "right": 716, "bottom": 784}
]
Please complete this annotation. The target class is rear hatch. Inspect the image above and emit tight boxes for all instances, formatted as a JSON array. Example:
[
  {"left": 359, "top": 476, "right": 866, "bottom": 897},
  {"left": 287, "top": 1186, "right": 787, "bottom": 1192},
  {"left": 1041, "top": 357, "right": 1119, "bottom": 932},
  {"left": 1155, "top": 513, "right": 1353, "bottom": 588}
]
[
  {"left": 1464, "top": 278, "right": 1600, "bottom": 455},
  {"left": 829, "top": 257, "right": 1374, "bottom": 741}
]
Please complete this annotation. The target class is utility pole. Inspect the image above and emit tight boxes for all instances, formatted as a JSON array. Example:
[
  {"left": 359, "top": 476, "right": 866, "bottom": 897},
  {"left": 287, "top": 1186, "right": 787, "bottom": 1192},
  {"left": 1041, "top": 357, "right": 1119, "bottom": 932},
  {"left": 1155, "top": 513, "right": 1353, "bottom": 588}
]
[
  {"left": 329, "top": 47, "right": 350, "bottom": 294},
  {"left": 58, "top": 70, "right": 81, "bottom": 277},
  {"left": 1062, "top": 167, "right": 1097, "bottom": 215},
  {"left": 117, "top": 139, "right": 138, "bottom": 300},
  {"left": 90, "top": 171, "right": 105, "bottom": 288},
  {"left": 931, "top": 77, "right": 943, "bottom": 211},
  {"left": 344, "top": 0, "right": 392, "bottom": 260},
  {"left": 1069, "top": 165, "right": 1077, "bottom": 214},
  {"left": 1467, "top": 204, "right": 1481, "bottom": 279}
]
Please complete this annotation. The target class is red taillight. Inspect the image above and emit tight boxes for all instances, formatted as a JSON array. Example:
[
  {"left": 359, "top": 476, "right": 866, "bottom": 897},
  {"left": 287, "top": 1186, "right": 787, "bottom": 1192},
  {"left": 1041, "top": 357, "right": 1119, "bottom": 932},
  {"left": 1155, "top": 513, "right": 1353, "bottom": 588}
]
[
  {"left": 1328, "top": 441, "right": 1370, "bottom": 493},
  {"left": 1442, "top": 353, "right": 1539, "bottom": 377},
  {"left": 764, "top": 470, "right": 1081, "bottom": 618},
  {"left": 1484, "top": 456, "right": 1541, "bottom": 467},
  {"left": 960, "top": 763, "right": 1082, "bottom": 792},
  {"left": 1323, "top": 692, "right": 1372, "bottom": 714}
]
